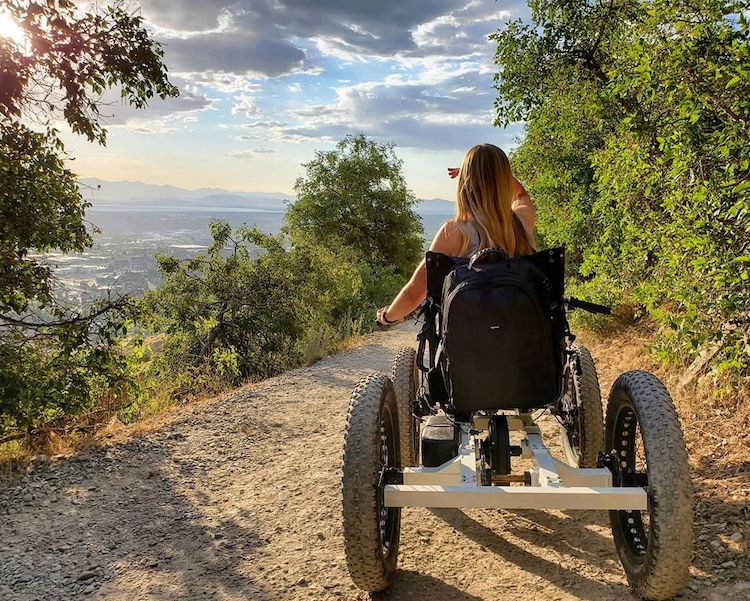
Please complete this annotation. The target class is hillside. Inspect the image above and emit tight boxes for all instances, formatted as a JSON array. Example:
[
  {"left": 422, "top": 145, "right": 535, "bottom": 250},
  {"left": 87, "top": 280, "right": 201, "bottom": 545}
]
[
  {"left": 1, "top": 325, "right": 747, "bottom": 600},
  {"left": 78, "top": 178, "right": 457, "bottom": 215}
]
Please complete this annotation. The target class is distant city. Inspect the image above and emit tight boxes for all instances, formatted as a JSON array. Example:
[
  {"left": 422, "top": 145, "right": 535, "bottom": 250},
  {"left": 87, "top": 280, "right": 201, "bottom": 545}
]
[{"left": 50, "top": 179, "right": 456, "bottom": 302}]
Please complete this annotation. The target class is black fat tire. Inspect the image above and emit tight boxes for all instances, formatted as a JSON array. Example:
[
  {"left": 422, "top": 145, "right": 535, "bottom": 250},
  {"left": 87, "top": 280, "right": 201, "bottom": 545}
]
[
  {"left": 342, "top": 373, "right": 401, "bottom": 592},
  {"left": 561, "top": 345, "right": 604, "bottom": 467},
  {"left": 606, "top": 371, "right": 693, "bottom": 600},
  {"left": 391, "top": 346, "right": 419, "bottom": 467}
]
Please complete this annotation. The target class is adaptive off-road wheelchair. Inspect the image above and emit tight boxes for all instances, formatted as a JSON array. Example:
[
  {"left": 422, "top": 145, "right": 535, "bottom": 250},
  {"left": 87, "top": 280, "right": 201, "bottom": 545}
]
[{"left": 341, "top": 247, "right": 693, "bottom": 601}]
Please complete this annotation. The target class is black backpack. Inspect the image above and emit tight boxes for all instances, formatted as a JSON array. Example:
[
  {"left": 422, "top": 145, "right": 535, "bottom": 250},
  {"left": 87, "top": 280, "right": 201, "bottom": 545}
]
[{"left": 438, "top": 248, "right": 563, "bottom": 412}]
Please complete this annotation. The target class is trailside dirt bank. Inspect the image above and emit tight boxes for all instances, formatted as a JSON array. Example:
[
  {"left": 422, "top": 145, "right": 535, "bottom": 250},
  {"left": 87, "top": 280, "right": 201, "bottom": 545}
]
[{"left": 1, "top": 325, "right": 747, "bottom": 600}]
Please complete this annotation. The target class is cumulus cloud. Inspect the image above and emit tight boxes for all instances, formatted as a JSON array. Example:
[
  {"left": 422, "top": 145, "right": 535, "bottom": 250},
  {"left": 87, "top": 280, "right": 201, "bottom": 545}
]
[
  {"left": 137, "top": 0, "right": 527, "bottom": 80},
  {"left": 267, "top": 68, "right": 513, "bottom": 150},
  {"left": 137, "top": 0, "right": 233, "bottom": 32},
  {"left": 231, "top": 94, "right": 258, "bottom": 118},
  {"left": 162, "top": 30, "right": 308, "bottom": 78}
]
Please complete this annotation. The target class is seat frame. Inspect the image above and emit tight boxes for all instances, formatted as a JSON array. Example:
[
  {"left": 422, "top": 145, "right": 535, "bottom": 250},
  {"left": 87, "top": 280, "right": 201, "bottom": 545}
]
[{"left": 384, "top": 411, "right": 647, "bottom": 511}]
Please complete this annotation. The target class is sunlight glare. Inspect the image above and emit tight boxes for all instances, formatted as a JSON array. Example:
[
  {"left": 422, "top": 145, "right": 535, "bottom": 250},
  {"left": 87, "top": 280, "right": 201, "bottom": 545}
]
[{"left": 0, "top": 12, "right": 26, "bottom": 46}]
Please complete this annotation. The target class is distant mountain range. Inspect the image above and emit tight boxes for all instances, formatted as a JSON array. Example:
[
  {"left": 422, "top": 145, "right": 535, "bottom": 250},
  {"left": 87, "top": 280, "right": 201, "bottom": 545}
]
[{"left": 79, "top": 178, "right": 455, "bottom": 215}]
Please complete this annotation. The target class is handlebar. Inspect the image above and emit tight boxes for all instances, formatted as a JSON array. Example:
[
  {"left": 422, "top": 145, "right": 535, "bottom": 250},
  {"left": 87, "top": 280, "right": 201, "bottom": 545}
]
[{"left": 565, "top": 297, "right": 612, "bottom": 315}]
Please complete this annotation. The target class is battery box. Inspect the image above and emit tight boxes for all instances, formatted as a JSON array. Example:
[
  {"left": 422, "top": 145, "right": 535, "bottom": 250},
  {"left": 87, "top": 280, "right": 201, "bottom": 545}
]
[{"left": 421, "top": 414, "right": 460, "bottom": 467}]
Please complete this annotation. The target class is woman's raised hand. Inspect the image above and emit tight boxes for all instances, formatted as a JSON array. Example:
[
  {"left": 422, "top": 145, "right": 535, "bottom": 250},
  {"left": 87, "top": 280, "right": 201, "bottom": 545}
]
[{"left": 447, "top": 167, "right": 459, "bottom": 179}]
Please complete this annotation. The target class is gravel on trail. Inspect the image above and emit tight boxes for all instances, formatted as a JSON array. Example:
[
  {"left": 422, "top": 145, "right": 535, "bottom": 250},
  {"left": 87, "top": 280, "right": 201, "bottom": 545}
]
[{"left": 1, "top": 324, "right": 747, "bottom": 600}]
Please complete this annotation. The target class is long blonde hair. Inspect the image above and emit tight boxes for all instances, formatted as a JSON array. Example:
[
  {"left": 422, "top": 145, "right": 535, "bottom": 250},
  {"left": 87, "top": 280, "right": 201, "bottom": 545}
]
[{"left": 454, "top": 144, "right": 536, "bottom": 257}]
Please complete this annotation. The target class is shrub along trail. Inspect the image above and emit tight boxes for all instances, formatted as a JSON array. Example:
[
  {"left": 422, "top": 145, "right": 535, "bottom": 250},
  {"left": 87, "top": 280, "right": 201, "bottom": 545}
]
[{"left": 1, "top": 325, "right": 747, "bottom": 601}]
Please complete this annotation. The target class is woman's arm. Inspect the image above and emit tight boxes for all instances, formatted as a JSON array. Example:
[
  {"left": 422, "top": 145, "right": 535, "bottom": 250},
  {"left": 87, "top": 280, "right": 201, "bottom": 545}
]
[{"left": 377, "top": 222, "right": 462, "bottom": 325}]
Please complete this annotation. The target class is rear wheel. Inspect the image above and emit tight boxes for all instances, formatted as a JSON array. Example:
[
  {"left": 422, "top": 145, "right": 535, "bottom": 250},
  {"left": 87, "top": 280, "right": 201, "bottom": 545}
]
[
  {"left": 391, "top": 346, "right": 419, "bottom": 467},
  {"left": 342, "top": 373, "right": 401, "bottom": 592},
  {"left": 606, "top": 371, "right": 693, "bottom": 600},
  {"left": 560, "top": 345, "right": 604, "bottom": 467}
]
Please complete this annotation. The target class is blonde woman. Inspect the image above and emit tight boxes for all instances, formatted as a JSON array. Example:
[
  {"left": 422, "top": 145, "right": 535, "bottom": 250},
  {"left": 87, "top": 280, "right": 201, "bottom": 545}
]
[{"left": 376, "top": 143, "right": 536, "bottom": 326}]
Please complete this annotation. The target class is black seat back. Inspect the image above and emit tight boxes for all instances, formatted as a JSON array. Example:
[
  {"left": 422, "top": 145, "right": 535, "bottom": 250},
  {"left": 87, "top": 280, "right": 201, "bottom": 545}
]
[{"left": 420, "top": 247, "right": 567, "bottom": 412}]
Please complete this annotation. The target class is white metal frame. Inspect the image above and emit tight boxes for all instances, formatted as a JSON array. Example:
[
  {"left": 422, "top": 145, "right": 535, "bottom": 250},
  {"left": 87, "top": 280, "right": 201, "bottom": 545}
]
[{"left": 384, "top": 412, "right": 647, "bottom": 511}]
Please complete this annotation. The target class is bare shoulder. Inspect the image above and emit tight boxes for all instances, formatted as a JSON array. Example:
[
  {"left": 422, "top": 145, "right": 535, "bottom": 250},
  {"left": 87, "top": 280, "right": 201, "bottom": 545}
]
[
  {"left": 512, "top": 187, "right": 536, "bottom": 230},
  {"left": 430, "top": 220, "right": 463, "bottom": 255}
]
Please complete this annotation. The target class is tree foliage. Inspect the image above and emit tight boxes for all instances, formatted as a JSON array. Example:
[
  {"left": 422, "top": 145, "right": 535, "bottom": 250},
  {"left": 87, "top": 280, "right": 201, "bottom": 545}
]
[
  {"left": 0, "top": 0, "right": 177, "bottom": 434},
  {"left": 145, "top": 223, "right": 365, "bottom": 390},
  {"left": 494, "top": 0, "right": 750, "bottom": 383},
  {"left": 286, "top": 134, "right": 424, "bottom": 277}
]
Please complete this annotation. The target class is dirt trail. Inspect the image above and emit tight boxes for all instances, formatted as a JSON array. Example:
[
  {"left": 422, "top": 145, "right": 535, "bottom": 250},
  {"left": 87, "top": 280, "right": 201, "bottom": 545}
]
[{"left": 1, "top": 325, "right": 748, "bottom": 600}]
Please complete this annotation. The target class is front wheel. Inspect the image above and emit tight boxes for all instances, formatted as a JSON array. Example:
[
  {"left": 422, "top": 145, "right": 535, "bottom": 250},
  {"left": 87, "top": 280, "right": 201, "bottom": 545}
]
[
  {"left": 560, "top": 345, "right": 604, "bottom": 467},
  {"left": 606, "top": 371, "right": 693, "bottom": 600},
  {"left": 341, "top": 373, "right": 401, "bottom": 592},
  {"left": 392, "top": 346, "right": 419, "bottom": 467}
]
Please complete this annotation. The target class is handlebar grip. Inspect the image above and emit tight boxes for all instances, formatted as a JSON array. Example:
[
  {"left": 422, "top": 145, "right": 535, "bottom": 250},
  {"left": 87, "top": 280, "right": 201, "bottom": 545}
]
[
  {"left": 567, "top": 297, "right": 612, "bottom": 315},
  {"left": 374, "top": 319, "right": 398, "bottom": 331}
]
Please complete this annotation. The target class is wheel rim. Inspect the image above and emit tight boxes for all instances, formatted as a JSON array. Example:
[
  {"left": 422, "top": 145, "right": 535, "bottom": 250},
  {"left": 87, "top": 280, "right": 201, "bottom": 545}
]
[
  {"left": 410, "top": 362, "right": 419, "bottom": 463},
  {"left": 560, "top": 363, "right": 582, "bottom": 464},
  {"left": 378, "top": 404, "right": 398, "bottom": 556},
  {"left": 612, "top": 401, "right": 651, "bottom": 562}
]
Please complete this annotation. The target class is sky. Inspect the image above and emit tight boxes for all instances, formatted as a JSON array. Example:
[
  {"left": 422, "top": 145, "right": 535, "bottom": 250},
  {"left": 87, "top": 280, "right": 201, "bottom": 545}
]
[{"left": 61, "top": 0, "right": 532, "bottom": 199}]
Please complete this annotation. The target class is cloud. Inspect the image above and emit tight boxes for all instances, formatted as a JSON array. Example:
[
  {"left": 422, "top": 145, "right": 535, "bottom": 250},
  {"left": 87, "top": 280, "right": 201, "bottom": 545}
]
[
  {"left": 231, "top": 94, "right": 258, "bottom": 117},
  {"left": 182, "top": 72, "right": 263, "bottom": 94},
  {"left": 137, "top": 0, "right": 527, "bottom": 80},
  {"left": 267, "top": 69, "right": 513, "bottom": 150},
  {"left": 137, "top": 0, "right": 232, "bottom": 32},
  {"left": 161, "top": 30, "right": 307, "bottom": 77},
  {"left": 97, "top": 77, "right": 215, "bottom": 132},
  {"left": 226, "top": 148, "right": 277, "bottom": 159},
  {"left": 243, "top": 120, "right": 288, "bottom": 128}
]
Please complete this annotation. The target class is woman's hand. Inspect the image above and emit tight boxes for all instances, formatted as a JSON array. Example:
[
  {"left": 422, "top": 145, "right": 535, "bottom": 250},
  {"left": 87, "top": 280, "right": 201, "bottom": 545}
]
[
  {"left": 376, "top": 306, "right": 402, "bottom": 327},
  {"left": 447, "top": 167, "right": 459, "bottom": 179}
]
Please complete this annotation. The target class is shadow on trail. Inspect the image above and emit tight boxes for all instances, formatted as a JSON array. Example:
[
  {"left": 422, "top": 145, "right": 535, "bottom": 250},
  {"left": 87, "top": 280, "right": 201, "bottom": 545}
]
[
  {"left": 1, "top": 432, "right": 275, "bottom": 600},
  {"left": 375, "top": 570, "right": 484, "bottom": 601},
  {"left": 429, "top": 508, "right": 631, "bottom": 599},
  {"left": 502, "top": 508, "right": 617, "bottom": 565}
]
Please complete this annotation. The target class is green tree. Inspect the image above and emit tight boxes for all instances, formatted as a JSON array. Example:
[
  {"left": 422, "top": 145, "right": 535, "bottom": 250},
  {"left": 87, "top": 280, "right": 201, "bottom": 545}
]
[
  {"left": 0, "top": 0, "right": 178, "bottom": 435},
  {"left": 493, "top": 0, "right": 750, "bottom": 381},
  {"left": 286, "top": 134, "right": 424, "bottom": 277},
  {"left": 145, "top": 222, "right": 367, "bottom": 398}
]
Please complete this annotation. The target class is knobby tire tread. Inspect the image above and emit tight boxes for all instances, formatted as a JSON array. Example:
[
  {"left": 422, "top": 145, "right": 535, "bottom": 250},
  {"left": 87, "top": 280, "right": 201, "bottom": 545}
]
[
  {"left": 562, "top": 345, "right": 604, "bottom": 467},
  {"left": 391, "top": 346, "right": 418, "bottom": 468},
  {"left": 607, "top": 371, "right": 693, "bottom": 600},
  {"left": 341, "top": 372, "right": 400, "bottom": 592}
]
